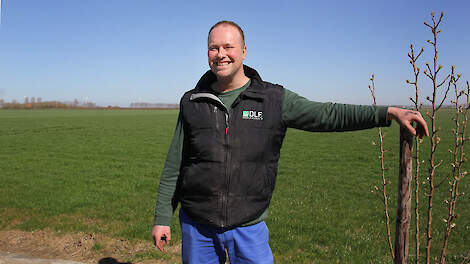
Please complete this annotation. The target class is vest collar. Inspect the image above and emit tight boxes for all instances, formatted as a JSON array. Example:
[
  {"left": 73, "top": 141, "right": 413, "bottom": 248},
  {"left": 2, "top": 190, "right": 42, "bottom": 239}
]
[{"left": 194, "top": 65, "right": 263, "bottom": 93}]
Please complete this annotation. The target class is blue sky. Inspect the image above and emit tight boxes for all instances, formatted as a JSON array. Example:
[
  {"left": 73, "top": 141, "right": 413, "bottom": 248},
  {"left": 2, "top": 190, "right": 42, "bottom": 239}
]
[{"left": 0, "top": 0, "right": 469, "bottom": 107}]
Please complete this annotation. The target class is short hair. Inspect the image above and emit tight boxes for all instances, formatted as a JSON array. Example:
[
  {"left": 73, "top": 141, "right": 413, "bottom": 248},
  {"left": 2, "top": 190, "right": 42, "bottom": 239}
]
[{"left": 208, "top": 20, "right": 245, "bottom": 46}]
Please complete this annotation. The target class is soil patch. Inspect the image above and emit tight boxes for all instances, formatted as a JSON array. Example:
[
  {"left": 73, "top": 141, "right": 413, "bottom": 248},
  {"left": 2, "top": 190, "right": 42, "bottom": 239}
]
[{"left": 0, "top": 230, "right": 180, "bottom": 264}]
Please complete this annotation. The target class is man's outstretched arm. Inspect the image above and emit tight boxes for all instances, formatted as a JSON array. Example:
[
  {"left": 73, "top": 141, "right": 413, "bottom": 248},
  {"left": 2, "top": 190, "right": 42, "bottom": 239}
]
[
  {"left": 281, "top": 88, "right": 429, "bottom": 137},
  {"left": 282, "top": 88, "right": 391, "bottom": 132},
  {"left": 387, "top": 106, "right": 429, "bottom": 138}
]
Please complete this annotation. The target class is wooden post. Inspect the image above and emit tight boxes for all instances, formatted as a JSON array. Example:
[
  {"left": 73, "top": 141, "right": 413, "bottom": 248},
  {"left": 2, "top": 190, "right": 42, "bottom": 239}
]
[{"left": 394, "top": 127, "right": 413, "bottom": 263}]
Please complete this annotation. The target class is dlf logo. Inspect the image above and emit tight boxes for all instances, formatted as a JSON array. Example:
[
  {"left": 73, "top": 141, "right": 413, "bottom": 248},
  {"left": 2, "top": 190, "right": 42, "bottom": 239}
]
[{"left": 242, "top": 110, "right": 263, "bottom": 120}]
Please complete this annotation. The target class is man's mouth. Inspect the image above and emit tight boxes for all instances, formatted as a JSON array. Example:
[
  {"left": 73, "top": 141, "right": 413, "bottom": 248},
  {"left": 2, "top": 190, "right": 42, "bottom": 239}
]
[{"left": 216, "top": 61, "right": 231, "bottom": 66}]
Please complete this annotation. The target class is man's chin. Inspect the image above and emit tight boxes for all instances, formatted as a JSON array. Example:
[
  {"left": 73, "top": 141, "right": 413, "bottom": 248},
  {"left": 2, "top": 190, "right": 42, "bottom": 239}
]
[{"left": 213, "top": 69, "right": 232, "bottom": 79}]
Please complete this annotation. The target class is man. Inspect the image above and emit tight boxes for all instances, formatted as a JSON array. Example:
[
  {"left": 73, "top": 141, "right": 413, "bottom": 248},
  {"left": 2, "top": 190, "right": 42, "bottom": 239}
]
[{"left": 152, "top": 21, "right": 428, "bottom": 264}]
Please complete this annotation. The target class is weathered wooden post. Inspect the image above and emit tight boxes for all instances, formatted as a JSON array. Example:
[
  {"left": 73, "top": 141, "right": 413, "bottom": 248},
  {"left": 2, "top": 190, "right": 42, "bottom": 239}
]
[{"left": 394, "top": 127, "right": 413, "bottom": 263}]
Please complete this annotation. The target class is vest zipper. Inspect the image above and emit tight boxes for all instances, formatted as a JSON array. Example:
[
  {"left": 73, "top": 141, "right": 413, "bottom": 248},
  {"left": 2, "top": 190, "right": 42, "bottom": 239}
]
[{"left": 222, "top": 111, "right": 230, "bottom": 227}]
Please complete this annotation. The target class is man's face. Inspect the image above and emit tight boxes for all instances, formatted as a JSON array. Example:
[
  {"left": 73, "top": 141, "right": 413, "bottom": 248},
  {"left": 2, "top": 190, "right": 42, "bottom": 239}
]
[{"left": 208, "top": 25, "right": 246, "bottom": 80}]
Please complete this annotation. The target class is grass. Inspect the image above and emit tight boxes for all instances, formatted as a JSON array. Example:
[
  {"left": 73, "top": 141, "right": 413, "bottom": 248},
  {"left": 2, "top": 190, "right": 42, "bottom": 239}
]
[
  {"left": 0, "top": 108, "right": 469, "bottom": 263},
  {"left": 92, "top": 242, "right": 105, "bottom": 251}
]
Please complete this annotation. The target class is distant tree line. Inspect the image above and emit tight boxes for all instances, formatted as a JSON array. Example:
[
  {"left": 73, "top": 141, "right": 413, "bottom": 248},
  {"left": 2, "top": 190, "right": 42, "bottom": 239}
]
[
  {"left": 0, "top": 97, "right": 97, "bottom": 109},
  {"left": 129, "top": 102, "right": 178, "bottom": 109},
  {"left": 0, "top": 98, "right": 179, "bottom": 109}
]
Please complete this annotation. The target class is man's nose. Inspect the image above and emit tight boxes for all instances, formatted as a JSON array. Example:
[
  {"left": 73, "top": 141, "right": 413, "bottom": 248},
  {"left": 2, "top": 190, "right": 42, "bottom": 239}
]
[{"left": 217, "top": 47, "right": 226, "bottom": 58}]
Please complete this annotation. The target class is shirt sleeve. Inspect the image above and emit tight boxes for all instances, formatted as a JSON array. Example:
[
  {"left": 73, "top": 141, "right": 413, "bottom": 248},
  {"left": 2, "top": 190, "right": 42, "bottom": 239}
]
[
  {"left": 153, "top": 112, "right": 184, "bottom": 226},
  {"left": 281, "top": 88, "right": 391, "bottom": 131}
]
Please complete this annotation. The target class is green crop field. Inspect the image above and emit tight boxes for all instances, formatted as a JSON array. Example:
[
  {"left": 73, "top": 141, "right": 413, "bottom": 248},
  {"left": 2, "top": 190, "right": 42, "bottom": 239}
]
[{"left": 0, "top": 109, "right": 468, "bottom": 263}]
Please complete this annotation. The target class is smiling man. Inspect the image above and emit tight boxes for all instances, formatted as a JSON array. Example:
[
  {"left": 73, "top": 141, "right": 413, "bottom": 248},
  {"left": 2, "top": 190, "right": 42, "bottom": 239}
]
[
  {"left": 152, "top": 21, "right": 428, "bottom": 264},
  {"left": 207, "top": 23, "right": 249, "bottom": 93}
]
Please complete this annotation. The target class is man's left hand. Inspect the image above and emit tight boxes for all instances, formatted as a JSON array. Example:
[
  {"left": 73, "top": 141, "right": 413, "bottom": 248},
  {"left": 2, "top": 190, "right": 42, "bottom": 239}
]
[{"left": 387, "top": 107, "right": 429, "bottom": 138}]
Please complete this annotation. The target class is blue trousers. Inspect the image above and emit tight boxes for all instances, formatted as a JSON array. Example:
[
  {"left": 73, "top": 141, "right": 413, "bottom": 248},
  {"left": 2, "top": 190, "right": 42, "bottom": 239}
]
[{"left": 179, "top": 209, "right": 274, "bottom": 264}]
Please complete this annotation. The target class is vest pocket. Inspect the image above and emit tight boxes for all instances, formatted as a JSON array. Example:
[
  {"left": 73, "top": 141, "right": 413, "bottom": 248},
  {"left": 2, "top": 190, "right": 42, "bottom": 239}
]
[
  {"left": 181, "top": 162, "right": 224, "bottom": 197},
  {"left": 230, "top": 162, "right": 270, "bottom": 199}
]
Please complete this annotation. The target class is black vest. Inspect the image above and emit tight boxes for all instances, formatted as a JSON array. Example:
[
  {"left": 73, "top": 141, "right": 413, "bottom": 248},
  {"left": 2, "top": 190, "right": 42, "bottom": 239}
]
[{"left": 178, "top": 65, "right": 287, "bottom": 227}]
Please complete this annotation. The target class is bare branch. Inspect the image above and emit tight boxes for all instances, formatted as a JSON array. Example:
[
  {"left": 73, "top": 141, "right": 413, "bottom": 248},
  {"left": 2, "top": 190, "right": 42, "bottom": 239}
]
[
  {"left": 436, "top": 76, "right": 452, "bottom": 110},
  {"left": 425, "top": 11, "right": 446, "bottom": 263},
  {"left": 426, "top": 62, "right": 432, "bottom": 73},
  {"left": 437, "top": 74, "right": 451, "bottom": 88},
  {"left": 368, "top": 75, "right": 394, "bottom": 261},
  {"left": 416, "top": 48, "right": 424, "bottom": 60},
  {"left": 461, "top": 248, "right": 470, "bottom": 264},
  {"left": 435, "top": 12, "right": 444, "bottom": 28}
]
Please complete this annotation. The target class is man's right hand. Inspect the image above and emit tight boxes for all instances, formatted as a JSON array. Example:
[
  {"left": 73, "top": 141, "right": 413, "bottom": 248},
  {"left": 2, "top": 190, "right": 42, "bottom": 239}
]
[{"left": 152, "top": 225, "right": 171, "bottom": 252}]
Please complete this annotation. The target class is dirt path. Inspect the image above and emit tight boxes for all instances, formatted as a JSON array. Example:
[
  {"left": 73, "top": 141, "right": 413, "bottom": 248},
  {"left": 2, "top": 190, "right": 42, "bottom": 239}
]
[
  {"left": 0, "top": 252, "right": 84, "bottom": 264},
  {"left": 0, "top": 230, "right": 180, "bottom": 264}
]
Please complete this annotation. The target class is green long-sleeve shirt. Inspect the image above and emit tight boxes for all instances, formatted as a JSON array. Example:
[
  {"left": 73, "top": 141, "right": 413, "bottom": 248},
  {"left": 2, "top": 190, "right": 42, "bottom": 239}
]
[{"left": 154, "top": 80, "right": 391, "bottom": 226}]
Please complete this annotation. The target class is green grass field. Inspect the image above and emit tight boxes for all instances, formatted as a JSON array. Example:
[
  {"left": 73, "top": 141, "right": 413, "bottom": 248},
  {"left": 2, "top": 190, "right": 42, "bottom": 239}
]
[{"left": 0, "top": 109, "right": 468, "bottom": 263}]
